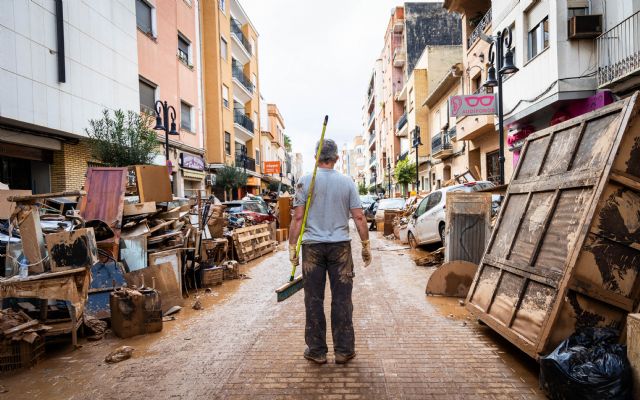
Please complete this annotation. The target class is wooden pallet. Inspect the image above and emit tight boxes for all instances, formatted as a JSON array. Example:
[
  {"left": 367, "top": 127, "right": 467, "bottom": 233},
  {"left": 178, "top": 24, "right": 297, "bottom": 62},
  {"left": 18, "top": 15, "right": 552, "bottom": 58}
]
[{"left": 231, "top": 223, "right": 277, "bottom": 264}]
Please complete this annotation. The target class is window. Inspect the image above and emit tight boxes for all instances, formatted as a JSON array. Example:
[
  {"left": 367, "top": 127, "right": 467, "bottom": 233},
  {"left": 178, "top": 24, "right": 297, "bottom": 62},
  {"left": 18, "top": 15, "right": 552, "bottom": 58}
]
[
  {"left": 135, "top": 0, "right": 153, "bottom": 35},
  {"left": 224, "top": 132, "right": 231, "bottom": 155},
  {"left": 180, "top": 101, "right": 192, "bottom": 131},
  {"left": 178, "top": 33, "right": 191, "bottom": 64},
  {"left": 222, "top": 85, "right": 229, "bottom": 108},
  {"left": 139, "top": 78, "right": 156, "bottom": 114},
  {"left": 568, "top": 7, "right": 588, "bottom": 18},
  {"left": 255, "top": 149, "right": 260, "bottom": 166},
  {"left": 527, "top": 17, "right": 549, "bottom": 60},
  {"left": 416, "top": 197, "right": 428, "bottom": 216},
  {"left": 425, "top": 191, "right": 442, "bottom": 211},
  {"left": 220, "top": 37, "right": 227, "bottom": 60},
  {"left": 471, "top": 74, "right": 482, "bottom": 93},
  {"left": 219, "top": 0, "right": 225, "bottom": 13}
]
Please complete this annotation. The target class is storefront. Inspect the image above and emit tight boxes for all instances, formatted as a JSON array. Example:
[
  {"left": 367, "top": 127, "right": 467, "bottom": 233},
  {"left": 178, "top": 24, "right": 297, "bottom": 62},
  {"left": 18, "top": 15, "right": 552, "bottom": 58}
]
[
  {"left": 0, "top": 130, "right": 57, "bottom": 193},
  {"left": 178, "top": 152, "right": 206, "bottom": 199}
]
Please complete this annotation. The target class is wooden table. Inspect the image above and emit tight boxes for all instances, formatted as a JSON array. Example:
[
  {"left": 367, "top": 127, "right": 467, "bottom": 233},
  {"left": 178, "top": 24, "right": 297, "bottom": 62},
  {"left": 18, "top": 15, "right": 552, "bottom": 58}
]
[{"left": 0, "top": 267, "right": 91, "bottom": 347}]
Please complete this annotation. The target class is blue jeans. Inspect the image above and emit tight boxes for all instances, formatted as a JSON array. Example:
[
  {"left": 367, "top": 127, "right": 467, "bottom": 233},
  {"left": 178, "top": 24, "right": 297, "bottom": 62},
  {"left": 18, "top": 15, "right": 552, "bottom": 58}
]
[{"left": 302, "top": 241, "right": 355, "bottom": 356}]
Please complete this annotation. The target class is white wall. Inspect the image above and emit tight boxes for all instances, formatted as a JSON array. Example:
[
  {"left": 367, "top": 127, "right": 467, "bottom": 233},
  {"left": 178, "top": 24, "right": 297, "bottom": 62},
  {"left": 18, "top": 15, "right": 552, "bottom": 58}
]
[
  {"left": 0, "top": 0, "right": 139, "bottom": 137},
  {"left": 493, "top": 0, "right": 599, "bottom": 123}
]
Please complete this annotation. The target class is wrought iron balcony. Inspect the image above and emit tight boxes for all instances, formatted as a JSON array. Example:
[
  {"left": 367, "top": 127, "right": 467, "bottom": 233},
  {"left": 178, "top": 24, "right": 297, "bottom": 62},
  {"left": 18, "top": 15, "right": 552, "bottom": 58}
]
[
  {"left": 467, "top": 8, "right": 492, "bottom": 50},
  {"left": 235, "top": 153, "right": 256, "bottom": 172},
  {"left": 231, "top": 18, "right": 252, "bottom": 55},
  {"left": 597, "top": 11, "right": 640, "bottom": 88},
  {"left": 232, "top": 63, "right": 255, "bottom": 94},
  {"left": 396, "top": 112, "right": 407, "bottom": 131},
  {"left": 233, "top": 110, "right": 254, "bottom": 133},
  {"left": 431, "top": 130, "right": 453, "bottom": 158}
]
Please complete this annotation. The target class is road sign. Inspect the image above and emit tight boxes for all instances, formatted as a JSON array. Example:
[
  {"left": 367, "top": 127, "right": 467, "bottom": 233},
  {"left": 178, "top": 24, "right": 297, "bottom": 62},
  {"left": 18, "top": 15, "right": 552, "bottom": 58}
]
[{"left": 449, "top": 94, "right": 497, "bottom": 117}]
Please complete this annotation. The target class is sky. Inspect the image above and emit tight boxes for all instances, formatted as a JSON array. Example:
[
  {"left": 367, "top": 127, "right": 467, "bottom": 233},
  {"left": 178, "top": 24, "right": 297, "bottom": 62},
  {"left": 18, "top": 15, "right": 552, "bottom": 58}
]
[{"left": 241, "top": 0, "right": 415, "bottom": 174}]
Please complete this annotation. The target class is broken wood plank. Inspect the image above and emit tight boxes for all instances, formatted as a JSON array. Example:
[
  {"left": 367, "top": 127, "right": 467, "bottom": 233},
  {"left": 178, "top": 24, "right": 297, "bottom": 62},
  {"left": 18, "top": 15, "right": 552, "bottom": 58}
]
[{"left": 3, "top": 319, "right": 39, "bottom": 336}]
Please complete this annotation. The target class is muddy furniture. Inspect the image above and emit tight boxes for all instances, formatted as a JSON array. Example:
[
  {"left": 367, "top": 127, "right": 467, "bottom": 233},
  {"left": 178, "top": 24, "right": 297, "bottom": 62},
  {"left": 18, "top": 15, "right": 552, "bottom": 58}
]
[
  {"left": 0, "top": 268, "right": 91, "bottom": 347},
  {"left": 466, "top": 93, "right": 640, "bottom": 358}
]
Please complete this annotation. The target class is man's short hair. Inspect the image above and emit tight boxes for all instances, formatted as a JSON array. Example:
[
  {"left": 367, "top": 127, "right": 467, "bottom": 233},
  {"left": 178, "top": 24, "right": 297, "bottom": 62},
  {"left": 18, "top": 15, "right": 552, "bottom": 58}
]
[{"left": 315, "top": 139, "right": 338, "bottom": 163}]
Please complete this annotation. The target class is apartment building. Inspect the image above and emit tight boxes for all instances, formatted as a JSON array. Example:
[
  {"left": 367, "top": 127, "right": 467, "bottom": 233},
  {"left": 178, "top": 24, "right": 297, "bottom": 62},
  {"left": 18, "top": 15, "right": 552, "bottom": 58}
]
[
  {"left": 364, "top": 2, "right": 462, "bottom": 195},
  {"left": 135, "top": 0, "right": 205, "bottom": 197},
  {"left": 201, "top": 0, "right": 261, "bottom": 198},
  {"left": 443, "top": 0, "right": 503, "bottom": 185},
  {"left": 260, "top": 103, "right": 290, "bottom": 190},
  {"left": 292, "top": 152, "right": 304, "bottom": 183},
  {"left": 397, "top": 46, "right": 461, "bottom": 194},
  {"left": 0, "top": 0, "right": 139, "bottom": 192}
]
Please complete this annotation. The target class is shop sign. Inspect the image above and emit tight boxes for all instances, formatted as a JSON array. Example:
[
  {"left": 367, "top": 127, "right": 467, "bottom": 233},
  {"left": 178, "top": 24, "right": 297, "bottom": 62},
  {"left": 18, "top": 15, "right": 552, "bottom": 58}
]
[
  {"left": 263, "top": 161, "right": 281, "bottom": 174},
  {"left": 180, "top": 153, "right": 205, "bottom": 171},
  {"left": 449, "top": 94, "right": 497, "bottom": 117}
]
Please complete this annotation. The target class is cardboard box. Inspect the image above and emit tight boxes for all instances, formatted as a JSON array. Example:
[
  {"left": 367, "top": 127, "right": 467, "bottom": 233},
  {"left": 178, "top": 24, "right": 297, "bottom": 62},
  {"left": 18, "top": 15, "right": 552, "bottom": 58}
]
[{"left": 276, "top": 228, "right": 289, "bottom": 242}]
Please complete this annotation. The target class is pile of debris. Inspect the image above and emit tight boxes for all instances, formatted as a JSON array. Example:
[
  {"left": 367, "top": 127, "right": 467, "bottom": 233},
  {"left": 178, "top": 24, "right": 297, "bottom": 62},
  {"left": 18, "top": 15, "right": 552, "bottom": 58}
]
[{"left": 0, "top": 165, "right": 285, "bottom": 371}]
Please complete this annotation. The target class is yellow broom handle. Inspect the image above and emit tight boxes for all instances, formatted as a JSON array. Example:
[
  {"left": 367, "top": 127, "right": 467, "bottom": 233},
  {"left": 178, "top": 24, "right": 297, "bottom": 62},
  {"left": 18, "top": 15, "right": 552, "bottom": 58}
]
[{"left": 290, "top": 115, "right": 328, "bottom": 280}]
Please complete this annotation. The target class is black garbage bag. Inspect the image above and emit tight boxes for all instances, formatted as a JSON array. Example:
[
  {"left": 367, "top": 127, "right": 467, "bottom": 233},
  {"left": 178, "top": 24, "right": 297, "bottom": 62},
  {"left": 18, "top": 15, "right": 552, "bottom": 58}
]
[{"left": 540, "top": 327, "right": 632, "bottom": 400}]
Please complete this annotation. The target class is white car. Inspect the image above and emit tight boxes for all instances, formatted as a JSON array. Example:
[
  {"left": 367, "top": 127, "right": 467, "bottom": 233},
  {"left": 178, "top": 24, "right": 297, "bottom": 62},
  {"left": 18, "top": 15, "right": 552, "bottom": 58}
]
[{"left": 407, "top": 181, "right": 495, "bottom": 247}]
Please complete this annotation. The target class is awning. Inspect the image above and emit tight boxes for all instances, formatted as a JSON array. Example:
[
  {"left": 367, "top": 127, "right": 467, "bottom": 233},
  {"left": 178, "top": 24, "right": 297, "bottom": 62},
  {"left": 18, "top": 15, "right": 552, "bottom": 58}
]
[
  {"left": 247, "top": 176, "right": 261, "bottom": 187},
  {"left": 182, "top": 169, "right": 206, "bottom": 181}
]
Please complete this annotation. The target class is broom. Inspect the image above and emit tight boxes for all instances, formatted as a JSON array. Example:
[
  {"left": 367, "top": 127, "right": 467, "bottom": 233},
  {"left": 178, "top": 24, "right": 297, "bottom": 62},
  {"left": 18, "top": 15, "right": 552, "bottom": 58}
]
[{"left": 276, "top": 115, "right": 328, "bottom": 302}]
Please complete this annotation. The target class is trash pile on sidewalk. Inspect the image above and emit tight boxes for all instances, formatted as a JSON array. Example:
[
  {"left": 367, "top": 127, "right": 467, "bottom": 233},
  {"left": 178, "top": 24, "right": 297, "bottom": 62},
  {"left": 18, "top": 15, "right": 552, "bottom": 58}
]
[{"left": 0, "top": 165, "right": 291, "bottom": 373}]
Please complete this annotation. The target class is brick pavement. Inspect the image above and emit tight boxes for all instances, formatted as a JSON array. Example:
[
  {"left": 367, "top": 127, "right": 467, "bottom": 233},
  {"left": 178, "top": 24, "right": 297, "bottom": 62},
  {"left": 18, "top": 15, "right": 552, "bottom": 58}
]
[{"left": 2, "top": 231, "right": 544, "bottom": 400}]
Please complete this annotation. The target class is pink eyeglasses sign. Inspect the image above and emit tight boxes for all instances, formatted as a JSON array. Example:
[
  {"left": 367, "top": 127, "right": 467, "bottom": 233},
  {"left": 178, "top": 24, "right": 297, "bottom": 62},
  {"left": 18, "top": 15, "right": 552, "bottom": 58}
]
[{"left": 449, "top": 94, "right": 497, "bottom": 118}]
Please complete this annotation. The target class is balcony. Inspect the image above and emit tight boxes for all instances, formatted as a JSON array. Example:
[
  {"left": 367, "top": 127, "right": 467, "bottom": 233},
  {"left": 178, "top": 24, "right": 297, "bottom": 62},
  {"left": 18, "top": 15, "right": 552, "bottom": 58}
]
[
  {"left": 431, "top": 130, "right": 453, "bottom": 159},
  {"left": 597, "top": 11, "right": 640, "bottom": 89},
  {"left": 368, "top": 133, "right": 376, "bottom": 148},
  {"left": 394, "top": 19, "right": 404, "bottom": 33},
  {"left": 233, "top": 110, "right": 254, "bottom": 142},
  {"left": 467, "top": 8, "right": 491, "bottom": 50},
  {"left": 393, "top": 48, "right": 406, "bottom": 67},
  {"left": 395, "top": 112, "right": 408, "bottom": 137},
  {"left": 232, "top": 62, "right": 255, "bottom": 102},
  {"left": 235, "top": 153, "right": 256, "bottom": 172},
  {"left": 367, "top": 110, "right": 375, "bottom": 128},
  {"left": 369, "top": 154, "right": 377, "bottom": 167},
  {"left": 230, "top": 18, "right": 251, "bottom": 64}
]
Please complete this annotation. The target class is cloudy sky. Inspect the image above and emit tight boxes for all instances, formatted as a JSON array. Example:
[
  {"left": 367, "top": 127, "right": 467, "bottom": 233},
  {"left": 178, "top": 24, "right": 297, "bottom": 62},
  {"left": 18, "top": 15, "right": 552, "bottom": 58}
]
[{"left": 241, "top": 0, "right": 416, "bottom": 174}]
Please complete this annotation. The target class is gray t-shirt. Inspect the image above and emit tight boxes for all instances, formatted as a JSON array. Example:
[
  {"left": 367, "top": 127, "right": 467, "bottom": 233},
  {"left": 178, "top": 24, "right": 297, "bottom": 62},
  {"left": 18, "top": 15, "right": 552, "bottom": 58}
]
[{"left": 293, "top": 168, "right": 361, "bottom": 244}]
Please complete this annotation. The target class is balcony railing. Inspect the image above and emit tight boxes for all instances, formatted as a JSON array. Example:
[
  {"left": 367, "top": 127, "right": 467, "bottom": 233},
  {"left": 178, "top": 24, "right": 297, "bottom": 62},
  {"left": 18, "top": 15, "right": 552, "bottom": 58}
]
[
  {"left": 369, "top": 133, "right": 376, "bottom": 146},
  {"left": 396, "top": 112, "right": 407, "bottom": 131},
  {"left": 368, "top": 111, "right": 375, "bottom": 126},
  {"left": 235, "top": 154, "right": 256, "bottom": 172},
  {"left": 431, "top": 130, "right": 452, "bottom": 155},
  {"left": 467, "top": 8, "right": 492, "bottom": 50},
  {"left": 231, "top": 18, "right": 252, "bottom": 55},
  {"left": 232, "top": 63, "right": 255, "bottom": 94},
  {"left": 369, "top": 154, "right": 377, "bottom": 166},
  {"left": 597, "top": 10, "right": 640, "bottom": 88},
  {"left": 234, "top": 110, "right": 254, "bottom": 133}
]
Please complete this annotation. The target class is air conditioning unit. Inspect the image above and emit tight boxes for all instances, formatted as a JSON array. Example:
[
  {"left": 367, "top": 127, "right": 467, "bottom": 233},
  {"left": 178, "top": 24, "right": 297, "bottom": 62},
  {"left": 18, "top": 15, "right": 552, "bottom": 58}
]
[
  {"left": 205, "top": 173, "right": 215, "bottom": 186},
  {"left": 568, "top": 14, "right": 603, "bottom": 39}
]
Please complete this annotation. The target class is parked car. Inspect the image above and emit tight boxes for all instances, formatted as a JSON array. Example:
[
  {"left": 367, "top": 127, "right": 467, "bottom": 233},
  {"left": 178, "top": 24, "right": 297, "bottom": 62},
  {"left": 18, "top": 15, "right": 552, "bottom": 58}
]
[
  {"left": 222, "top": 200, "right": 276, "bottom": 224},
  {"left": 407, "top": 181, "right": 495, "bottom": 247},
  {"left": 359, "top": 195, "right": 377, "bottom": 210},
  {"left": 374, "top": 197, "right": 406, "bottom": 224}
]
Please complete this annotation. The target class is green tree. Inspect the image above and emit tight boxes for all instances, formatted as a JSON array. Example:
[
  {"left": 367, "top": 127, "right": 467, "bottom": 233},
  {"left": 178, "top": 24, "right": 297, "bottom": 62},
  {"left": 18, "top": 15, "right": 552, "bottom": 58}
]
[
  {"left": 284, "top": 134, "right": 292, "bottom": 152},
  {"left": 86, "top": 109, "right": 159, "bottom": 167},
  {"left": 216, "top": 165, "right": 248, "bottom": 201},
  {"left": 394, "top": 158, "right": 415, "bottom": 194},
  {"left": 357, "top": 182, "right": 368, "bottom": 195}
]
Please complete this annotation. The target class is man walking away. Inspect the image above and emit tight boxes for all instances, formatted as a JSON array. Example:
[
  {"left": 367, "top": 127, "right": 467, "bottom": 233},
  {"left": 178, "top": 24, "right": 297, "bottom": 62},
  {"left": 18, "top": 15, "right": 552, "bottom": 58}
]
[{"left": 289, "top": 139, "right": 372, "bottom": 365}]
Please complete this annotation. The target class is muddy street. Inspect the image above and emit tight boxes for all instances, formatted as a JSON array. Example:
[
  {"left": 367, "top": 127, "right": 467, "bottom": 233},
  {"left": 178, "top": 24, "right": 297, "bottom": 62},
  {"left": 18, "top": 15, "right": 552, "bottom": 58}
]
[{"left": 2, "top": 230, "right": 543, "bottom": 399}]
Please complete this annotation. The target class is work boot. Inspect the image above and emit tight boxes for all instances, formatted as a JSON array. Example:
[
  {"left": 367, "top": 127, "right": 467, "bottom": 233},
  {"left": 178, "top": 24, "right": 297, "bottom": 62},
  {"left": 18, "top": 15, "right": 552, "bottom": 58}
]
[
  {"left": 334, "top": 351, "right": 356, "bottom": 364},
  {"left": 303, "top": 348, "right": 327, "bottom": 364}
]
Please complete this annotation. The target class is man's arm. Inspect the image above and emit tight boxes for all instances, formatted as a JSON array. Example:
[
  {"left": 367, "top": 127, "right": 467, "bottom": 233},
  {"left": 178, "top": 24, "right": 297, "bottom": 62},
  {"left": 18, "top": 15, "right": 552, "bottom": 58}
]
[
  {"left": 350, "top": 207, "right": 369, "bottom": 242},
  {"left": 289, "top": 205, "right": 305, "bottom": 248}
]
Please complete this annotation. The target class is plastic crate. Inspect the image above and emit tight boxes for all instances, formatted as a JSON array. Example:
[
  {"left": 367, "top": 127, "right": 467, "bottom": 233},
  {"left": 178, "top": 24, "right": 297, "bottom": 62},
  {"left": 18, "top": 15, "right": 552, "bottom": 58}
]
[{"left": 0, "top": 336, "right": 45, "bottom": 374}]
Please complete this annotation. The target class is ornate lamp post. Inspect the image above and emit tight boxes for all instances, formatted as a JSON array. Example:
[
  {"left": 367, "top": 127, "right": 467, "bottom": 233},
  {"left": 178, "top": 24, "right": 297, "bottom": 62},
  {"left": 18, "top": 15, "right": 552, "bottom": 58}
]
[
  {"left": 483, "top": 27, "right": 519, "bottom": 185},
  {"left": 153, "top": 100, "right": 179, "bottom": 191}
]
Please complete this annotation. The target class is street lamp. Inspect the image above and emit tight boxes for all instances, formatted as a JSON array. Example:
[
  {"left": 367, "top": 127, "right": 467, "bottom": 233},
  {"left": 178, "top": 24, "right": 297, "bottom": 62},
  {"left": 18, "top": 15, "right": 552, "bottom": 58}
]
[
  {"left": 386, "top": 156, "right": 392, "bottom": 198},
  {"left": 241, "top": 145, "right": 248, "bottom": 196},
  {"left": 412, "top": 126, "right": 422, "bottom": 193},
  {"left": 154, "top": 100, "right": 179, "bottom": 193},
  {"left": 483, "top": 27, "right": 519, "bottom": 186}
]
